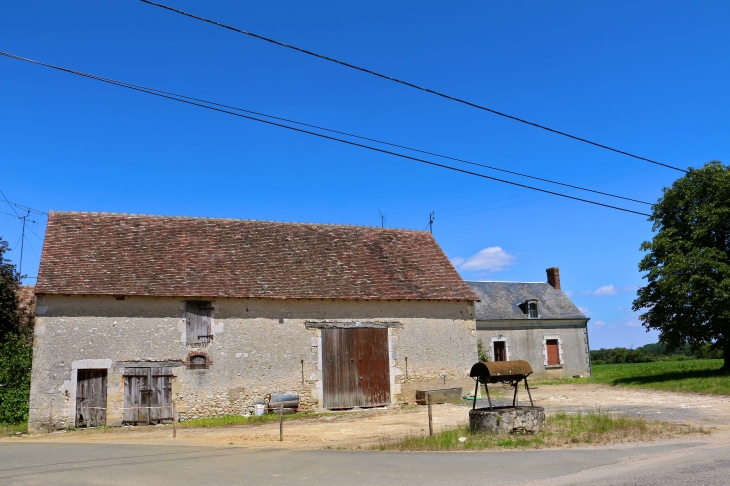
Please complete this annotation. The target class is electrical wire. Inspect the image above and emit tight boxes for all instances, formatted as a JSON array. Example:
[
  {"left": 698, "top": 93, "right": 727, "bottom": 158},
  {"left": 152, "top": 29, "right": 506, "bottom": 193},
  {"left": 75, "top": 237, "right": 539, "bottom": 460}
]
[
  {"left": 0, "top": 54, "right": 650, "bottom": 206},
  {"left": 0, "top": 188, "right": 20, "bottom": 216},
  {"left": 140, "top": 0, "right": 688, "bottom": 174},
  {"left": 0, "top": 50, "right": 651, "bottom": 217}
]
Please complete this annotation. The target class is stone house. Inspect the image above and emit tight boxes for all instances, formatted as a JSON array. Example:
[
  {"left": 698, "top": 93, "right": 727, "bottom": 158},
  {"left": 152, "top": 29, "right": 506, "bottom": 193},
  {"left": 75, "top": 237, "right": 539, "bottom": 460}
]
[
  {"left": 469, "top": 268, "right": 591, "bottom": 378},
  {"left": 29, "top": 212, "right": 479, "bottom": 432}
]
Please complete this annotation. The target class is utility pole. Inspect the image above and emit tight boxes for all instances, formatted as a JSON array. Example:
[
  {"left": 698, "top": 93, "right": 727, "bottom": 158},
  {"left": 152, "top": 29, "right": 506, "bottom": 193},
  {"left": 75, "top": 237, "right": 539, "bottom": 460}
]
[
  {"left": 19, "top": 210, "right": 30, "bottom": 277},
  {"left": 428, "top": 212, "right": 434, "bottom": 234}
]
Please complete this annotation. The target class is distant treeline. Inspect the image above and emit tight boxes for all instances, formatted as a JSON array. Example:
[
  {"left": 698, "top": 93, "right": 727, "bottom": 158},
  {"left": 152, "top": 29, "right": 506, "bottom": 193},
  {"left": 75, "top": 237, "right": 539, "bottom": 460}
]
[{"left": 590, "top": 343, "right": 724, "bottom": 365}]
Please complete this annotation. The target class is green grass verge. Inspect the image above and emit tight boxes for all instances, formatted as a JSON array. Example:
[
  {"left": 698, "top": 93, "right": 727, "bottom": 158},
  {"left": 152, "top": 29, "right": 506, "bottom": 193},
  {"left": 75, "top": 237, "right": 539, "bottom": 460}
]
[
  {"left": 375, "top": 410, "right": 704, "bottom": 451},
  {"left": 0, "top": 422, "right": 27, "bottom": 437},
  {"left": 535, "top": 359, "right": 730, "bottom": 394},
  {"left": 177, "top": 411, "right": 335, "bottom": 428}
]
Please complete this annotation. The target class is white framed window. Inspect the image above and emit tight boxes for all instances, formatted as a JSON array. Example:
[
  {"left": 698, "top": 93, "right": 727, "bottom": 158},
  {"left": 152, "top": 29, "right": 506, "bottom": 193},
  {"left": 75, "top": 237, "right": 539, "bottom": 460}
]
[{"left": 542, "top": 335, "right": 564, "bottom": 368}]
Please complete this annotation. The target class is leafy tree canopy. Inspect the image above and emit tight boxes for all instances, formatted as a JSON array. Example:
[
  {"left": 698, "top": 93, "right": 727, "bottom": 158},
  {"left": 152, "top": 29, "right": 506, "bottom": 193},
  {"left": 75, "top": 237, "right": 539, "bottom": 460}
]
[
  {"left": 633, "top": 161, "right": 730, "bottom": 370},
  {"left": 0, "top": 239, "right": 21, "bottom": 342}
]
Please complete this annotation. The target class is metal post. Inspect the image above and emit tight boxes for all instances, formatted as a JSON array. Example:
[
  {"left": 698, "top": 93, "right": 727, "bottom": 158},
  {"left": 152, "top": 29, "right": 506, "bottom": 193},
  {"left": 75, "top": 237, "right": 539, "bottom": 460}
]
[
  {"left": 512, "top": 382, "right": 519, "bottom": 407},
  {"left": 301, "top": 359, "right": 304, "bottom": 387},
  {"left": 485, "top": 384, "right": 493, "bottom": 410},
  {"left": 472, "top": 379, "right": 479, "bottom": 410},
  {"left": 405, "top": 357, "right": 408, "bottom": 380},
  {"left": 279, "top": 404, "right": 283, "bottom": 442},
  {"left": 427, "top": 393, "right": 433, "bottom": 437},
  {"left": 173, "top": 401, "right": 177, "bottom": 438},
  {"left": 524, "top": 378, "right": 534, "bottom": 407}
]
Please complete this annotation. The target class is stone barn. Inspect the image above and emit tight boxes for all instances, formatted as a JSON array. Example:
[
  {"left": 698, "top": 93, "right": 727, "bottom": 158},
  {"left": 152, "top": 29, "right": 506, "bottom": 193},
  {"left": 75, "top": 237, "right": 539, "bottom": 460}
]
[
  {"left": 29, "top": 212, "right": 479, "bottom": 432},
  {"left": 469, "top": 268, "right": 591, "bottom": 378}
]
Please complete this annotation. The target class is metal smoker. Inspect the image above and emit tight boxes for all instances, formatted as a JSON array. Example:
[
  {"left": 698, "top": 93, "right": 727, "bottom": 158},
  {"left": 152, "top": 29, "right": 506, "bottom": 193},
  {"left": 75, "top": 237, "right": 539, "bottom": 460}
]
[{"left": 469, "top": 360, "right": 535, "bottom": 409}]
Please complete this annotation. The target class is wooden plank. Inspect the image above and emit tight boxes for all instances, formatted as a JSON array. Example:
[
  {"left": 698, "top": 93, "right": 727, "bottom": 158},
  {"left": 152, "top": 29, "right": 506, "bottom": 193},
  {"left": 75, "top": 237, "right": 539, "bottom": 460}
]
[{"left": 415, "top": 388, "right": 462, "bottom": 404}]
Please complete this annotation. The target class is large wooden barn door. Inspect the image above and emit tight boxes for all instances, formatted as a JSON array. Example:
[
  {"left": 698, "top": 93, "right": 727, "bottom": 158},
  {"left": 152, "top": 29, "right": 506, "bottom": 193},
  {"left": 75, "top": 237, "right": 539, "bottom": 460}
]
[
  {"left": 76, "top": 369, "right": 107, "bottom": 428},
  {"left": 322, "top": 328, "right": 390, "bottom": 409},
  {"left": 123, "top": 367, "right": 173, "bottom": 425}
]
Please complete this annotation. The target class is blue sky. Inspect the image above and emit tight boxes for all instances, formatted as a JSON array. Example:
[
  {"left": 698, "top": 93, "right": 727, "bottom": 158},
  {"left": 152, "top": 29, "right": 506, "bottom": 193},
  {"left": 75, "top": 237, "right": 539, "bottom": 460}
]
[{"left": 2, "top": 1, "right": 729, "bottom": 349}]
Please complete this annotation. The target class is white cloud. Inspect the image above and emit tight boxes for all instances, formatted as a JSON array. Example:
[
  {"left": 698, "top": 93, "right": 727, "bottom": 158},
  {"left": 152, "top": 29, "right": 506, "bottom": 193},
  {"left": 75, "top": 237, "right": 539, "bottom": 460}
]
[
  {"left": 593, "top": 320, "right": 606, "bottom": 327},
  {"left": 578, "top": 306, "right": 593, "bottom": 316},
  {"left": 582, "top": 285, "right": 639, "bottom": 297},
  {"left": 563, "top": 290, "right": 574, "bottom": 297},
  {"left": 453, "top": 246, "right": 516, "bottom": 272},
  {"left": 450, "top": 257, "right": 465, "bottom": 267},
  {"left": 587, "top": 285, "right": 618, "bottom": 296},
  {"left": 625, "top": 319, "right": 642, "bottom": 327}
]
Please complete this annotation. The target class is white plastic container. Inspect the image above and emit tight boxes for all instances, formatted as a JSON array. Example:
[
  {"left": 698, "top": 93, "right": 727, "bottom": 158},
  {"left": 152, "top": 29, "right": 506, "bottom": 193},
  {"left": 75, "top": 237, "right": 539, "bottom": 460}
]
[{"left": 254, "top": 404, "right": 265, "bottom": 416}]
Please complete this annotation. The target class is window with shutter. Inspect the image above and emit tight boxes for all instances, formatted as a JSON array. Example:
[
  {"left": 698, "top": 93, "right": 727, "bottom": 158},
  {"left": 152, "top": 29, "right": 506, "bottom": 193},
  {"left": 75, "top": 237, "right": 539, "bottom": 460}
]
[
  {"left": 493, "top": 341, "right": 507, "bottom": 361},
  {"left": 185, "top": 301, "right": 212, "bottom": 346},
  {"left": 546, "top": 339, "right": 560, "bottom": 366}
]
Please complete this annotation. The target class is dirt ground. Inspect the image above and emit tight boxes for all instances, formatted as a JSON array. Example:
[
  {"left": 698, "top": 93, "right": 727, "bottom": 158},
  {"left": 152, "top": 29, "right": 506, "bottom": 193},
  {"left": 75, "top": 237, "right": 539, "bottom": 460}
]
[{"left": 6, "top": 384, "right": 730, "bottom": 449}]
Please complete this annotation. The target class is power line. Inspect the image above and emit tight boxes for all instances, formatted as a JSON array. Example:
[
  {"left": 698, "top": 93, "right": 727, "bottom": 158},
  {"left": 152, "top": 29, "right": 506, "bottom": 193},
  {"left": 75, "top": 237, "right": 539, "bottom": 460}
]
[
  {"left": 140, "top": 0, "right": 688, "bottom": 174},
  {"left": 0, "top": 54, "right": 650, "bottom": 206},
  {"left": 0, "top": 188, "right": 20, "bottom": 216},
  {"left": 0, "top": 50, "right": 651, "bottom": 217}
]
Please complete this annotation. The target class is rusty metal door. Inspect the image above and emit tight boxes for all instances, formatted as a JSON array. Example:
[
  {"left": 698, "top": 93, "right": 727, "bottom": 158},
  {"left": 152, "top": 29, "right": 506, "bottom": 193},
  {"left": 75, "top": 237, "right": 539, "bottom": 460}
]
[
  {"left": 75, "top": 369, "right": 107, "bottom": 428},
  {"left": 322, "top": 328, "right": 390, "bottom": 408}
]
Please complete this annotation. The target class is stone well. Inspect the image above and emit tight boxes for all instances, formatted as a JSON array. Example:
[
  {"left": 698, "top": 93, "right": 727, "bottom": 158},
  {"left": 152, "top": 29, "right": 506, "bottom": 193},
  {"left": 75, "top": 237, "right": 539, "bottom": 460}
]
[{"left": 469, "top": 406, "right": 545, "bottom": 434}]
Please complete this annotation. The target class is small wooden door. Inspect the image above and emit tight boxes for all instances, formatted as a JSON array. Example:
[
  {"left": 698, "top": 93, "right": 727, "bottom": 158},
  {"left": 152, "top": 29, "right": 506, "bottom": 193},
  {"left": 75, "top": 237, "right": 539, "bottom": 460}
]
[
  {"left": 493, "top": 341, "right": 506, "bottom": 361},
  {"left": 322, "top": 328, "right": 390, "bottom": 409},
  {"left": 546, "top": 339, "right": 560, "bottom": 365},
  {"left": 76, "top": 369, "right": 107, "bottom": 428},
  {"left": 123, "top": 367, "right": 173, "bottom": 425}
]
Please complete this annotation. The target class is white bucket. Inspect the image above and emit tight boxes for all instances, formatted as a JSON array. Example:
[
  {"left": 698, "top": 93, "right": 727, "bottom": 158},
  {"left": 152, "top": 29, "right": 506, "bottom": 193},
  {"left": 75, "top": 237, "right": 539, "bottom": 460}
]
[{"left": 254, "top": 404, "right": 265, "bottom": 416}]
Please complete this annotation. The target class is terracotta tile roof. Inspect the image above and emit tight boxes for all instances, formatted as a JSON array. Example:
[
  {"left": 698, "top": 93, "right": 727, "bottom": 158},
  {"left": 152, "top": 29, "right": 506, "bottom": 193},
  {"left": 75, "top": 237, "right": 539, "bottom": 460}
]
[{"left": 36, "top": 212, "right": 478, "bottom": 301}]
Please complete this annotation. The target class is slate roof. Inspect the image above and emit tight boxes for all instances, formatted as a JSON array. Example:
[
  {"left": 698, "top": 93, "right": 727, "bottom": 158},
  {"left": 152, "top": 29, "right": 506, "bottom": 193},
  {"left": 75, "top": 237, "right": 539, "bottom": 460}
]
[
  {"left": 467, "top": 281, "right": 586, "bottom": 320},
  {"left": 36, "top": 212, "right": 478, "bottom": 301}
]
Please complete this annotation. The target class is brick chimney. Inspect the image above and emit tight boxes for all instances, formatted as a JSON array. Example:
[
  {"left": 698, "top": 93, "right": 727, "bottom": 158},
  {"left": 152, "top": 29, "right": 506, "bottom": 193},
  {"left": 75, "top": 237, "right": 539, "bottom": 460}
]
[{"left": 546, "top": 267, "right": 561, "bottom": 290}]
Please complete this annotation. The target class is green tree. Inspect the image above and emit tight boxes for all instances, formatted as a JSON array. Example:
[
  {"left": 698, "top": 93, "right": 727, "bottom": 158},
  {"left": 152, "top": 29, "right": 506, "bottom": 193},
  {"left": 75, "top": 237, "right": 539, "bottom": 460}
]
[
  {"left": 0, "top": 238, "right": 32, "bottom": 423},
  {"left": 633, "top": 161, "right": 730, "bottom": 370},
  {"left": 0, "top": 239, "right": 20, "bottom": 341}
]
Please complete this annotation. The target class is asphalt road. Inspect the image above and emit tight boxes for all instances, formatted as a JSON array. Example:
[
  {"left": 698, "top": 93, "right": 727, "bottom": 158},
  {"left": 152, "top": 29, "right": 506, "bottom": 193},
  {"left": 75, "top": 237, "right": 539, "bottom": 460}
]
[{"left": 0, "top": 437, "right": 727, "bottom": 485}]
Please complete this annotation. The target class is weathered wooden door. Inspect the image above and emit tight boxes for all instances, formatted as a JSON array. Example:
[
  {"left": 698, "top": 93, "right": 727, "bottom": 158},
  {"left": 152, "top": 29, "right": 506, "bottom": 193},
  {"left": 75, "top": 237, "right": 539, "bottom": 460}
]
[
  {"left": 546, "top": 339, "right": 560, "bottom": 366},
  {"left": 76, "top": 369, "right": 107, "bottom": 428},
  {"left": 123, "top": 367, "right": 173, "bottom": 425},
  {"left": 322, "top": 328, "right": 390, "bottom": 408},
  {"left": 149, "top": 367, "right": 173, "bottom": 423}
]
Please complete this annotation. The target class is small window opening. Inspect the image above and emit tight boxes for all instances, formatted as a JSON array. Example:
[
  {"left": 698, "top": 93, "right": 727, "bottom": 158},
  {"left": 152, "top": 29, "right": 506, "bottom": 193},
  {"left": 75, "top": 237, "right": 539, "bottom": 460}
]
[
  {"left": 189, "top": 355, "right": 207, "bottom": 370},
  {"left": 528, "top": 301, "right": 538, "bottom": 318},
  {"left": 493, "top": 341, "right": 506, "bottom": 362}
]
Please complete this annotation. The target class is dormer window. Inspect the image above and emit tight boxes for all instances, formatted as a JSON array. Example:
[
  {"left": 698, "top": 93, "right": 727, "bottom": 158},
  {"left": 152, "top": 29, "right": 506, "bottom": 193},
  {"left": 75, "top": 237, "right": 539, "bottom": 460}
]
[{"left": 522, "top": 299, "right": 538, "bottom": 318}]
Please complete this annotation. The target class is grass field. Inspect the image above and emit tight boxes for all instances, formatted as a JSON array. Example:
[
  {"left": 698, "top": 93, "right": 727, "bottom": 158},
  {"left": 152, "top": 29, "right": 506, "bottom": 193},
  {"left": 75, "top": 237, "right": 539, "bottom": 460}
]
[
  {"left": 538, "top": 359, "right": 730, "bottom": 394},
  {"left": 375, "top": 409, "right": 704, "bottom": 451}
]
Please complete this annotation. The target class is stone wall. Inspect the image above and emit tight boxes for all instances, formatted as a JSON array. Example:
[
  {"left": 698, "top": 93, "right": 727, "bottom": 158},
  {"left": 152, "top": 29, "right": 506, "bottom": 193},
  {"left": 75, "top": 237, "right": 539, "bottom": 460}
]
[
  {"left": 29, "top": 295, "right": 475, "bottom": 432},
  {"left": 475, "top": 320, "right": 590, "bottom": 378}
]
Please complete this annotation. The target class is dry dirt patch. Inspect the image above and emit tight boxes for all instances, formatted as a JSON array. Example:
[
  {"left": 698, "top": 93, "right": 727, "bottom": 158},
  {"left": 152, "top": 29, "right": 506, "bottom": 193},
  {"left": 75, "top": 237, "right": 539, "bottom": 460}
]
[{"left": 6, "top": 384, "right": 727, "bottom": 449}]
